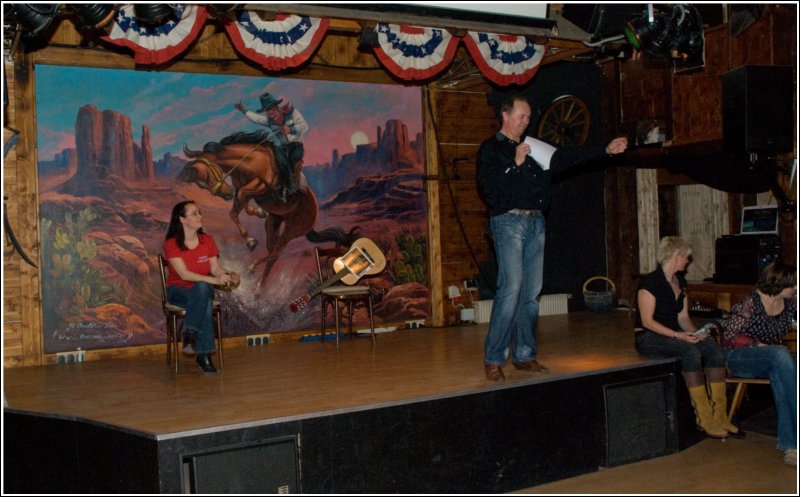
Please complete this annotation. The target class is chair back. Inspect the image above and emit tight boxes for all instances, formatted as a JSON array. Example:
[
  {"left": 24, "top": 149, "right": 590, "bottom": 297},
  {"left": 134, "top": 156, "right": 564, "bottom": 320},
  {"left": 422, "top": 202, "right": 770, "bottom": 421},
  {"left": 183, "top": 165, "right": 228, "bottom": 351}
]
[
  {"left": 315, "top": 245, "right": 347, "bottom": 287},
  {"left": 157, "top": 254, "right": 170, "bottom": 309}
]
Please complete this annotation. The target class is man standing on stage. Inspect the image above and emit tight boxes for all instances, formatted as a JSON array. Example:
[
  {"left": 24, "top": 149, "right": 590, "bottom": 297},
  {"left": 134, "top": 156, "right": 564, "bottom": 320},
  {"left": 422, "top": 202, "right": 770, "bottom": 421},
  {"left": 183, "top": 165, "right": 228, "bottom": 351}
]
[
  {"left": 476, "top": 93, "right": 628, "bottom": 381},
  {"left": 235, "top": 92, "right": 309, "bottom": 202}
]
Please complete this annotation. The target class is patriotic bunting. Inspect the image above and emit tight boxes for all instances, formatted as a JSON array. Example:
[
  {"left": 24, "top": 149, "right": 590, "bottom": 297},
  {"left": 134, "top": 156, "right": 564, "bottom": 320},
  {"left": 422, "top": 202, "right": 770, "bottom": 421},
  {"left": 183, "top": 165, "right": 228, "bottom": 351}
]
[
  {"left": 463, "top": 32, "right": 548, "bottom": 86},
  {"left": 373, "top": 24, "right": 459, "bottom": 81},
  {"left": 101, "top": 4, "right": 208, "bottom": 65},
  {"left": 100, "top": 6, "right": 546, "bottom": 87},
  {"left": 223, "top": 12, "right": 329, "bottom": 71}
]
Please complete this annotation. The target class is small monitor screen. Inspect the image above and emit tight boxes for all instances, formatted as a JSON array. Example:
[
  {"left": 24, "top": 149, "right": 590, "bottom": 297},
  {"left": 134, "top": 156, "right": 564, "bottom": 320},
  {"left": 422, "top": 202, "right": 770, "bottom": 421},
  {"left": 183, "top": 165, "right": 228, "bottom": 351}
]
[{"left": 740, "top": 205, "right": 779, "bottom": 235}]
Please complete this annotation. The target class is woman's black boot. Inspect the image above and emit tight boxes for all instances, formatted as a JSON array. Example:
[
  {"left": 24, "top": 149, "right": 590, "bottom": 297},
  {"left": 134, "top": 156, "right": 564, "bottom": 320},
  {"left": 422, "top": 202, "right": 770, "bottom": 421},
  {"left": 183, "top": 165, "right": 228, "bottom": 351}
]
[{"left": 196, "top": 354, "right": 218, "bottom": 374}]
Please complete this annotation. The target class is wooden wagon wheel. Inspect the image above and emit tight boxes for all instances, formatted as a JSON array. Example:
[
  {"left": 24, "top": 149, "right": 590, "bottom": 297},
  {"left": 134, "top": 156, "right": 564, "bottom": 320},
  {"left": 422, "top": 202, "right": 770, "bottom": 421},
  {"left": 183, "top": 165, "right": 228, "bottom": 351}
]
[{"left": 535, "top": 95, "right": 591, "bottom": 147}]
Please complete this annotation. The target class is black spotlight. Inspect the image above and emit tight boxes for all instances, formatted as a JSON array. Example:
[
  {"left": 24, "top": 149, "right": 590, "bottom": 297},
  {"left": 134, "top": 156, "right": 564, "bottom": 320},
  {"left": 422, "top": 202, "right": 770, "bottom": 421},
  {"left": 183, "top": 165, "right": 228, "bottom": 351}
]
[
  {"left": 669, "top": 5, "right": 703, "bottom": 60},
  {"left": 205, "top": 4, "right": 241, "bottom": 19},
  {"left": 133, "top": 4, "right": 175, "bottom": 26},
  {"left": 623, "top": 9, "right": 674, "bottom": 58},
  {"left": 70, "top": 4, "right": 117, "bottom": 29},
  {"left": 5, "top": 3, "right": 61, "bottom": 40},
  {"left": 358, "top": 26, "right": 380, "bottom": 51}
]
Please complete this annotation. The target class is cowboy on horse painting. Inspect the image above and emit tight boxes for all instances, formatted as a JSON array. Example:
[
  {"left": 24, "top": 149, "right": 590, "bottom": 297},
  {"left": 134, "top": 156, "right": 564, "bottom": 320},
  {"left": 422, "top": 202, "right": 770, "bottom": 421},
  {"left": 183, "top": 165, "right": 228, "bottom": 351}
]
[
  {"left": 234, "top": 92, "right": 308, "bottom": 202},
  {"left": 180, "top": 131, "right": 358, "bottom": 293}
]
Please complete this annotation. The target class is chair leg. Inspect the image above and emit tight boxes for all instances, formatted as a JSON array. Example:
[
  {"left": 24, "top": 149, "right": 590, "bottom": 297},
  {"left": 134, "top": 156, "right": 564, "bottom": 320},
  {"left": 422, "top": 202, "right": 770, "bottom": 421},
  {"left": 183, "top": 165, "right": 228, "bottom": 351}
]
[
  {"left": 348, "top": 301, "right": 355, "bottom": 336},
  {"left": 728, "top": 383, "right": 748, "bottom": 422},
  {"left": 214, "top": 310, "right": 223, "bottom": 370},
  {"left": 368, "top": 295, "right": 375, "bottom": 344},
  {"left": 334, "top": 300, "right": 341, "bottom": 349},
  {"left": 166, "top": 318, "right": 172, "bottom": 368},
  {"left": 320, "top": 298, "right": 326, "bottom": 343},
  {"left": 171, "top": 315, "right": 180, "bottom": 373}
]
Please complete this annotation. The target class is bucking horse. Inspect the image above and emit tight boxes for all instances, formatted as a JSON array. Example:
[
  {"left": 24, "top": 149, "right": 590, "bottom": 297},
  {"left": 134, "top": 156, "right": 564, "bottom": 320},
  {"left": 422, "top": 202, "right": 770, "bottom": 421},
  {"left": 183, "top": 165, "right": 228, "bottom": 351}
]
[{"left": 180, "top": 131, "right": 359, "bottom": 291}]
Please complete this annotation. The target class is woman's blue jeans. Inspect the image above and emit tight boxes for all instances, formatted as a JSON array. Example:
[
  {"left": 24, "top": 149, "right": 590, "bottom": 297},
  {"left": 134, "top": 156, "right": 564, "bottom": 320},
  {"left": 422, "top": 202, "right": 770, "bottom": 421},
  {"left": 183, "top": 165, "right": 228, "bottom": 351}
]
[
  {"left": 166, "top": 282, "right": 216, "bottom": 355},
  {"left": 634, "top": 331, "right": 726, "bottom": 372},
  {"left": 725, "top": 345, "right": 797, "bottom": 451},
  {"left": 484, "top": 213, "right": 545, "bottom": 365}
]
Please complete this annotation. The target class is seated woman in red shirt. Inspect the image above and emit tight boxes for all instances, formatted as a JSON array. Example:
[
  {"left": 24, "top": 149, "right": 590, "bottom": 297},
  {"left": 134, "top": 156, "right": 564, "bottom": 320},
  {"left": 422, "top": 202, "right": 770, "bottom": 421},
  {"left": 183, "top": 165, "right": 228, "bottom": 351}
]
[{"left": 164, "top": 200, "right": 237, "bottom": 374}]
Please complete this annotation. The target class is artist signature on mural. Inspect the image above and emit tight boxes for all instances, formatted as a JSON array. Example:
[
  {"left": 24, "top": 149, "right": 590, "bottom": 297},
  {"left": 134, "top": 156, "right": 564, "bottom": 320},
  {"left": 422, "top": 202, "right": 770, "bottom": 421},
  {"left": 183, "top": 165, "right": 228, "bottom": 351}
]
[{"left": 52, "top": 322, "right": 132, "bottom": 342}]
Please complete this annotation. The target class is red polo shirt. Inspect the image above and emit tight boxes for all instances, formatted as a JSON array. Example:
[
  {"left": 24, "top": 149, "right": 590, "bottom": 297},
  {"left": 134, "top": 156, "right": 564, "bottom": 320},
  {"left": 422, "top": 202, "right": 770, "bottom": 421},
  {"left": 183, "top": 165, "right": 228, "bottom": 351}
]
[{"left": 163, "top": 233, "right": 219, "bottom": 288}]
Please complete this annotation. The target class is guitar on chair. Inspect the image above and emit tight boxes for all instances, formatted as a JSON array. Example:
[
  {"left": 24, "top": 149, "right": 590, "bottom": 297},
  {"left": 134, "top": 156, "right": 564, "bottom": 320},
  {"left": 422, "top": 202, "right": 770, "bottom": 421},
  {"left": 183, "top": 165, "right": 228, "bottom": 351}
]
[{"left": 289, "top": 238, "right": 386, "bottom": 312}]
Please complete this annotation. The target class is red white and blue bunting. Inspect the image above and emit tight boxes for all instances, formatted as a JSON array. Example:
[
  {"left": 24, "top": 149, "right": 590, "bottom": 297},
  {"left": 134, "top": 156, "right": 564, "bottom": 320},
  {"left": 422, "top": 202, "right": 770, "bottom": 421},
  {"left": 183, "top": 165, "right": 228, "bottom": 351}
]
[
  {"left": 463, "top": 32, "right": 548, "bottom": 86},
  {"left": 223, "top": 12, "right": 329, "bottom": 71},
  {"left": 99, "top": 6, "right": 546, "bottom": 86},
  {"left": 101, "top": 4, "right": 208, "bottom": 65},
  {"left": 373, "top": 24, "right": 459, "bottom": 81}
]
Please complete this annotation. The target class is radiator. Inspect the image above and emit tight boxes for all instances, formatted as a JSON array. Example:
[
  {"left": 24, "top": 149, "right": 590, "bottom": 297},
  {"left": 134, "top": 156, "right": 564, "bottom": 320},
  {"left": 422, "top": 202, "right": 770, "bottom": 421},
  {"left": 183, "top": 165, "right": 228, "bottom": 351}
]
[
  {"left": 474, "top": 294, "right": 570, "bottom": 323},
  {"left": 474, "top": 300, "right": 494, "bottom": 323},
  {"left": 540, "top": 293, "right": 570, "bottom": 315}
]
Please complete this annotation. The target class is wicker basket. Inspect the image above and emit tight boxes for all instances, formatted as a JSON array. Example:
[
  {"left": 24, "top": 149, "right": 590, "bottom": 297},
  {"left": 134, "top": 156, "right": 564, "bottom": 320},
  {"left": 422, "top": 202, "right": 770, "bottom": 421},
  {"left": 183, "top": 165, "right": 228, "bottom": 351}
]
[{"left": 582, "top": 276, "right": 616, "bottom": 313}]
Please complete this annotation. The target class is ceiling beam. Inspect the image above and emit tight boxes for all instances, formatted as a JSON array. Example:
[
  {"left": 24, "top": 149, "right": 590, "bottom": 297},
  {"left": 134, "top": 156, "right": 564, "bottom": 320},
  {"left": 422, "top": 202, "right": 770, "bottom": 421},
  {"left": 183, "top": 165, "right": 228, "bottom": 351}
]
[{"left": 244, "top": 3, "right": 558, "bottom": 38}]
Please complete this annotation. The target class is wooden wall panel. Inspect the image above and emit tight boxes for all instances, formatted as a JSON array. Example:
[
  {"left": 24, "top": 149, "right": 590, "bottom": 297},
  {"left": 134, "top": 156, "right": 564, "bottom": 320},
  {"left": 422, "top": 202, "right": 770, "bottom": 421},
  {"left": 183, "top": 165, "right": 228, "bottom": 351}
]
[
  {"left": 636, "top": 169, "right": 659, "bottom": 275},
  {"left": 428, "top": 88, "right": 494, "bottom": 325},
  {"left": 619, "top": 59, "right": 672, "bottom": 127},
  {"left": 729, "top": 6, "right": 780, "bottom": 68}
]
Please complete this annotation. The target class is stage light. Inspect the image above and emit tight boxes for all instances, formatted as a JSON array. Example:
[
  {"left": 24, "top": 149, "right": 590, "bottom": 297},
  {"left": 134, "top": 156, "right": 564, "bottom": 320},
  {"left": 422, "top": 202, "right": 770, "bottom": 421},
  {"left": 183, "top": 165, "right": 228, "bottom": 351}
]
[
  {"left": 358, "top": 26, "right": 380, "bottom": 51},
  {"left": 623, "top": 8, "right": 673, "bottom": 58},
  {"left": 623, "top": 4, "right": 704, "bottom": 62},
  {"left": 4, "top": 3, "right": 61, "bottom": 40},
  {"left": 205, "top": 4, "right": 241, "bottom": 19},
  {"left": 133, "top": 4, "right": 175, "bottom": 25},
  {"left": 69, "top": 4, "right": 117, "bottom": 30},
  {"left": 669, "top": 5, "right": 704, "bottom": 60}
]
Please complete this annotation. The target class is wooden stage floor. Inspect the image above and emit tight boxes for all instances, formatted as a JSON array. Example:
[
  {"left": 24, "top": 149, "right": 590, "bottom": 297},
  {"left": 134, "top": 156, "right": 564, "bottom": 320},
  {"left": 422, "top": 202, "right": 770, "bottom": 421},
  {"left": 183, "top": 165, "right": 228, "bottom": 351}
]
[
  {"left": 5, "top": 310, "right": 706, "bottom": 493},
  {"left": 3, "top": 310, "right": 655, "bottom": 438}
]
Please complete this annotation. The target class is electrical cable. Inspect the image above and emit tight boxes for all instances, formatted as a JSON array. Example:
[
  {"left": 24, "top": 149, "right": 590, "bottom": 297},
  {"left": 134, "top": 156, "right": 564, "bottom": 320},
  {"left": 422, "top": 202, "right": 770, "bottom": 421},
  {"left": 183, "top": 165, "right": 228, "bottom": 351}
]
[{"left": 582, "top": 34, "right": 625, "bottom": 48}]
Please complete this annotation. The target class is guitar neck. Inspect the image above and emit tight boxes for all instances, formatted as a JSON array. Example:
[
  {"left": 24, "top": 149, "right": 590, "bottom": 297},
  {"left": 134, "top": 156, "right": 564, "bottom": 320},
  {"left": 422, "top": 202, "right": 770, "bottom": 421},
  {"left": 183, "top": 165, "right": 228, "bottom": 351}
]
[
  {"left": 306, "top": 267, "right": 352, "bottom": 299},
  {"left": 290, "top": 238, "right": 385, "bottom": 313}
]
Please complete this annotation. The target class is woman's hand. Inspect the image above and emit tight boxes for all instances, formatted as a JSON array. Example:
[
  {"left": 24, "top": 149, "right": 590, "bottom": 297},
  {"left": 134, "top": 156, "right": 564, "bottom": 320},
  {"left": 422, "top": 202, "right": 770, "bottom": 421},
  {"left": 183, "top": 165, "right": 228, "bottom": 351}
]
[
  {"left": 215, "top": 272, "right": 240, "bottom": 291},
  {"left": 676, "top": 331, "right": 701, "bottom": 343}
]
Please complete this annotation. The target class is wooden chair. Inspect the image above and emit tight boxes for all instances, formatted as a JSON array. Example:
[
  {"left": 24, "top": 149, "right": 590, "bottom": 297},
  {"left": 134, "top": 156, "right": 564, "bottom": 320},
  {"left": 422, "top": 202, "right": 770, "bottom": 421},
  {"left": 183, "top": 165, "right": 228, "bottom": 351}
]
[
  {"left": 315, "top": 246, "right": 376, "bottom": 348},
  {"left": 158, "top": 254, "right": 224, "bottom": 372},
  {"left": 711, "top": 322, "right": 770, "bottom": 422}
]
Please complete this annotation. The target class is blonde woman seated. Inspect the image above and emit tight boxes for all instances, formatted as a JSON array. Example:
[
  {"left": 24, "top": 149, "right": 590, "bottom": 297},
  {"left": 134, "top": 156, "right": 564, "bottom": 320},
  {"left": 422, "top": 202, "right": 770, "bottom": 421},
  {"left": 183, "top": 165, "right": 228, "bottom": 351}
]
[{"left": 634, "top": 236, "right": 736, "bottom": 438}]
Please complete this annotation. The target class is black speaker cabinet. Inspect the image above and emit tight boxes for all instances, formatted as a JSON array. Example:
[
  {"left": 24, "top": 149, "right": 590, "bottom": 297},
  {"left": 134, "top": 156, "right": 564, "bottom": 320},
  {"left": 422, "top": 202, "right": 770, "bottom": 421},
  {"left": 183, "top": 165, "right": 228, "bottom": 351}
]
[
  {"left": 715, "top": 235, "right": 780, "bottom": 284},
  {"left": 603, "top": 375, "right": 677, "bottom": 467},
  {"left": 722, "top": 65, "right": 794, "bottom": 155},
  {"left": 184, "top": 436, "right": 300, "bottom": 493}
]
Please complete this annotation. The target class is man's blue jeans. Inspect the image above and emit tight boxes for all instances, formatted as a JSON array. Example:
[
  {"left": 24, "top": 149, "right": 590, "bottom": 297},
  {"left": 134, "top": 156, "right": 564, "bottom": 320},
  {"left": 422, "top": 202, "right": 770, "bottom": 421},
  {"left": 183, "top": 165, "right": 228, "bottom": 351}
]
[
  {"left": 484, "top": 213, "right": 545, "bottom": 365},
  {"left": 725, "top": 345, "right": 796, "bottom": 451},
  {"left": 166, "top": 282, "right": 216, "bottom": 355}
]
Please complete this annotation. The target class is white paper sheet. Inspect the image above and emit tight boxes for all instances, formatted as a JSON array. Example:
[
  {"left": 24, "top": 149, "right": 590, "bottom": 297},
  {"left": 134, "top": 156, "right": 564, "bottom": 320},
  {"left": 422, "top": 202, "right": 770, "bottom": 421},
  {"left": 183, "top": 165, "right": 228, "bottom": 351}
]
[{"left": 523, "top": 136, "right": 556, "bottom": 170}]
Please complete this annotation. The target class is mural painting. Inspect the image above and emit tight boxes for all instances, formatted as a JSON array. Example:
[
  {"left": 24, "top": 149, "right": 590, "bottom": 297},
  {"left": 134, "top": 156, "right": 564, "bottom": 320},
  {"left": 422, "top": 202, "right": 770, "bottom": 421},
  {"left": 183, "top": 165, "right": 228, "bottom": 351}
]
[{"left": 35, "top": 65, "right": 429, "bottom": 353}]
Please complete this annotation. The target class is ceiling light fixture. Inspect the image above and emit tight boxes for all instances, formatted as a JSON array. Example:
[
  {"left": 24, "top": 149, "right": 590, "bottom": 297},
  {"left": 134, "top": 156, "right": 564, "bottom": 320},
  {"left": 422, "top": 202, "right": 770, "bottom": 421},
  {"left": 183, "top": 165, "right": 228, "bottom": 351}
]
[{"left": 623, "top": 3, "right": 704, "bottom": 61}]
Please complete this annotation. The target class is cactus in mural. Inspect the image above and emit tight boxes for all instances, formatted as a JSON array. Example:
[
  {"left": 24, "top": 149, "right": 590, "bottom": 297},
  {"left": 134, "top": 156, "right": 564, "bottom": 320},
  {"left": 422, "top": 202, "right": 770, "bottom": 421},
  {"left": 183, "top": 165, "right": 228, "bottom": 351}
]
[
  {"left": 394, "top": 229, "right": 427, "bottom": 285},
  {"left": 41, "top": 208, "right": 124, "bottom": 315}
]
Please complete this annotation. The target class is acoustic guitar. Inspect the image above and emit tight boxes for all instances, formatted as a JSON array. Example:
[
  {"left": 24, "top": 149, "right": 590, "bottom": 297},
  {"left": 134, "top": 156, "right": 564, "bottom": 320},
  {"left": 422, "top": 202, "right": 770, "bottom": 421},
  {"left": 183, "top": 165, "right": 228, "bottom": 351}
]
[{"left": 289, "top": 238, "right": 386, "bottom": 312}]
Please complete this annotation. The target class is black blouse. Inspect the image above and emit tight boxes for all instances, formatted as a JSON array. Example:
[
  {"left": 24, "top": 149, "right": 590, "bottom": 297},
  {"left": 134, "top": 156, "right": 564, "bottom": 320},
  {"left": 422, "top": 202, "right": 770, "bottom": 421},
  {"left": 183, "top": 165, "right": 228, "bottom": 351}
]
[{"left": 635, "top": 266, "right": 687, "bottom": 332}]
